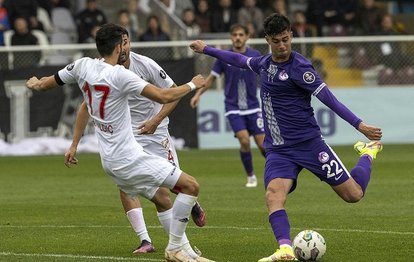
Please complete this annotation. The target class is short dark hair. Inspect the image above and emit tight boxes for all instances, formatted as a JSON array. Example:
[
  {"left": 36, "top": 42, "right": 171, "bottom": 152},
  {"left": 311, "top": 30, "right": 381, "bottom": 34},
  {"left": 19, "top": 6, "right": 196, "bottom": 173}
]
[
  {"left": 230, "top": 23, "right": 249, "bottom": 35},
  {"left": 95, "top": 23, "right": 128, "bottom": 57},
  {"left": 263, "top": 13, "right": 291, "bottom": 36}
]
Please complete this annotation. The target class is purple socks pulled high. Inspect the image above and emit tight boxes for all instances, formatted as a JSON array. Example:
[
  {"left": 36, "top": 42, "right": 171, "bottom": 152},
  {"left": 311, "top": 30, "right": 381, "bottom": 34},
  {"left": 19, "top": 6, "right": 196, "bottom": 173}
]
[
  {"left": 269, "top": 209, "right": 292, "bottom": 246},
  {"left": 240, "top": 151, "right": 253, "bottom": 176},
  {"left": 350, "top": 155, "right": 372, "bottom": 193}
]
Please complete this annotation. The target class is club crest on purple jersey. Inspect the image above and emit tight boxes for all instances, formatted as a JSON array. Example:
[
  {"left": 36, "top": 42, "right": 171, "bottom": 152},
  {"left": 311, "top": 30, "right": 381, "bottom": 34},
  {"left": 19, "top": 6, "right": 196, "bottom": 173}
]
[
  {"left": 303, "top": 71, "right": 315, "bottom": 84},
  {"left": 318, "top": 151, "right": 329, "bottom": 163},
  {"left": 278, "top": 70, "right": 289, "bottom": 81}
]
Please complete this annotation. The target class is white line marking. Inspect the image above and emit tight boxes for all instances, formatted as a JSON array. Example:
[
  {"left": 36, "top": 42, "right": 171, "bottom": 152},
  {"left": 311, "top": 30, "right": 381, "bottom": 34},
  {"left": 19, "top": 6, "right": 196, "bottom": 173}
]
[
  {"left": 0, "top": 252, "right": 163, "bottom": 261},
  {"left": 0, "top": 224, "right": 412, "bottom": 235}
]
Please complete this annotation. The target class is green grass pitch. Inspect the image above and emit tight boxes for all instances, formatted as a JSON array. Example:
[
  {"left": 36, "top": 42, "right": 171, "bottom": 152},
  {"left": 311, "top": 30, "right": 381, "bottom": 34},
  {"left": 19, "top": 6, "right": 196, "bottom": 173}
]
[{"left": 0, "top": 144, "right": 413, "bottom": 261}]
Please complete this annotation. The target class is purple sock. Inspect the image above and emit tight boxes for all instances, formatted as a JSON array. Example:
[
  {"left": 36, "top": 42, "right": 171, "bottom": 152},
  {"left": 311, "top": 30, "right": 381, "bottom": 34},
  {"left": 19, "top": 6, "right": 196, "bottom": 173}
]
[
  {"left": 240, "top": 151, "right": 253, "bottom": 176},
  {"left": 350, "top": 155, "right": 372, "bottom": 193},
  {"left": 269, "top": 209, "right": 292, "bottom": 246}
]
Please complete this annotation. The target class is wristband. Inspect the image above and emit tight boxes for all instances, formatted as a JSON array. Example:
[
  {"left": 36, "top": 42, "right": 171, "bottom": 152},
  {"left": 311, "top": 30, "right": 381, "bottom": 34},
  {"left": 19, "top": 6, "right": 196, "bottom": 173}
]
[{"left": 187, "top": 81, "right": 196, "bottom": 91}]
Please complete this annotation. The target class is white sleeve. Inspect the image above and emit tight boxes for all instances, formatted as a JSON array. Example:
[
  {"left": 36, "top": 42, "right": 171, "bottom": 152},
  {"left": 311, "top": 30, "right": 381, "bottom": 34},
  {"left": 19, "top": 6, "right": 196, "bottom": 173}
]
[
  {"left": 57, "top": 60, "right": 80, "bottom": 85},
  {"left": 117, "top": 66, "right": 150, "bottom": 95},
  {"left": 146, "top": 58, "right": 174, "bottom": 88}
]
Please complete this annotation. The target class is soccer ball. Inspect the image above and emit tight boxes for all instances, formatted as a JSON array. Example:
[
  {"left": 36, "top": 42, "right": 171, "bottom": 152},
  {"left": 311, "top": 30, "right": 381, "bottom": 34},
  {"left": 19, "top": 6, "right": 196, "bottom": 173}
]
[{"left": 293, "top": 230, "right": 326, "bottom": 261}]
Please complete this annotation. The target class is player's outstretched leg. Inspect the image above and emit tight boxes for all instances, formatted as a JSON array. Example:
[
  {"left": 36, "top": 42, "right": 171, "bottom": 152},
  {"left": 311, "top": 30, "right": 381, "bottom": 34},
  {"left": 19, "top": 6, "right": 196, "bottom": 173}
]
[{"left": 351, "top": 140, "right": 383, "bottom": 195}]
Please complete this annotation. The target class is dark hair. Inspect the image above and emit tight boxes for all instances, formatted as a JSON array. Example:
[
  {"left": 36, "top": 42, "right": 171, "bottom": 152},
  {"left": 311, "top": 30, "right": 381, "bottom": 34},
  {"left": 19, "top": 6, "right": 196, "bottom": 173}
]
[
  {"left": 263, "top": 13, "right": 291, "bottom": 36},
  {"left": 230, "top": 23, "right": 249, "bottom": 35},
  {"left": 95, "top": 23, "right": 128, "bottom": 57}
]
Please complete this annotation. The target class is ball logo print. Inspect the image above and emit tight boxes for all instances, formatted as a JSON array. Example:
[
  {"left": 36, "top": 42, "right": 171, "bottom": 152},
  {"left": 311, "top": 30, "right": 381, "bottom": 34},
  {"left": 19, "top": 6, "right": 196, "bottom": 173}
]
[
  {"left": 318, "top": 151, "right": 329, "bottom": 163},
  {"left": 293, "top": 230, "right": 326, "bottom": 261}
]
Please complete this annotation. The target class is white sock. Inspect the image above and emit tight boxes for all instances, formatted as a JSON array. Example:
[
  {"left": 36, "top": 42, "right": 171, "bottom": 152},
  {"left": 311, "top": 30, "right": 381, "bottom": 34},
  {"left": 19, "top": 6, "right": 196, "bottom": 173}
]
[
  {"left": 166, "top": 193, "right": 197, "bottom": 251},
  {"left": 158, "top": 209, "right": 199, "bottom": 258},
  {"left": 126, "top": 208, "right": 151, "bottom": 243}
]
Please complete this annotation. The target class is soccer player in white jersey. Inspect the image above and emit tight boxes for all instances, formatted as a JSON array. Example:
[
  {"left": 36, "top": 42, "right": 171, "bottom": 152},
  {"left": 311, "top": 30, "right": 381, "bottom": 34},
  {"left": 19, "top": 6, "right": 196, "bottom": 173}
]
[
  {"left": 26, "top": 23, "right": 215, "bottom": 262},
  {"left": 68, "top": 32, "right": 206, "bottom": 259}
]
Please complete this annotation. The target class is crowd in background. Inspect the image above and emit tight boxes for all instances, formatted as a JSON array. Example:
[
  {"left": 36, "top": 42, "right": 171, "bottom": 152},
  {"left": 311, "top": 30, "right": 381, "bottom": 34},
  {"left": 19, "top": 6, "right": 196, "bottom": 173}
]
[
  {"left": 0, "top": 0, "right": 413, "bottom": 46},
  {"left": 0, "top": 0, "right": 413, "bottom": 82}
]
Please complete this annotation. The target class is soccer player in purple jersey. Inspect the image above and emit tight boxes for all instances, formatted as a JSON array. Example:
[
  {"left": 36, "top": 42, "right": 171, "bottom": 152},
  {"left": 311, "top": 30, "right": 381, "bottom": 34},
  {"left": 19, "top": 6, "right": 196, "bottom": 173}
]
[
  {"left": 190, "top": 14, "right": 383, "bottom": 261},
  {"left": 190, "top": 24, "right": 265, "bottom": 188}
]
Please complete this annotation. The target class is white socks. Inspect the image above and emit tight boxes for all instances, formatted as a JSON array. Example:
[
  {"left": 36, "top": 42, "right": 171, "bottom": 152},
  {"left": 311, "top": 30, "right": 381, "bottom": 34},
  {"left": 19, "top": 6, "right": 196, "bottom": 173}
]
[
  {"left": 126, "top": 208, "right": 151, "bottom": 243},
  {"left": 161, "top": 193, "right": 198, "bottom": 256}
]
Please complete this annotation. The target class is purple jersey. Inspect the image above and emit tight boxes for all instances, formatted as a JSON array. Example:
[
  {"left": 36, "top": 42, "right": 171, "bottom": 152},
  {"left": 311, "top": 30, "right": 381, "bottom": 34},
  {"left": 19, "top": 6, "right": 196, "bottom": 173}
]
[
  {"left": 212, "top": 47, "right": 261, "bottom": 114},
  {"left": 203, "top": 46, "right": 362, "bottom": 152},
  {"left": 248, "top": 51, "right": 325, "bottom": 150}
]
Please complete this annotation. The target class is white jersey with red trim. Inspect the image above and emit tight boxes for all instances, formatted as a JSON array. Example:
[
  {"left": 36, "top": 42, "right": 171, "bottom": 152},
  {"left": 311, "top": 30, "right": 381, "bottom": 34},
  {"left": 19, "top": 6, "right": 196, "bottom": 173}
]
[
  {"left": 127, "top": 52, "right": 175, "bottom": 136},
  {"left": 58, "top": 57, "right": 149, "bottom": 161}
]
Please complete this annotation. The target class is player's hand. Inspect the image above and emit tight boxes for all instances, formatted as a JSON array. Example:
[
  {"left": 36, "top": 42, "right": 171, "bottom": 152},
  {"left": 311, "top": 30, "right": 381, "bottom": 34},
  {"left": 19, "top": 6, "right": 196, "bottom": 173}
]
[
  {"left": 138, "top": 119, "right": 159, "bottom": 135},
  {"left": 26, "top": 76, "right": 40, "bottom": 90},
  {"left": 190, "top": 94, "right": 200, "bottom": 108},
  {"left": 358, "top": 122, "right": 382, "bottom": 141},
  {"left": 191, "top": 74, "right": 205, "bottom": 89},
  {"left": 190, "top": 40, "right": 206, "bottom": 53},
  {"left": 64, "top": 145, "right": 79, "bottom": 168}
]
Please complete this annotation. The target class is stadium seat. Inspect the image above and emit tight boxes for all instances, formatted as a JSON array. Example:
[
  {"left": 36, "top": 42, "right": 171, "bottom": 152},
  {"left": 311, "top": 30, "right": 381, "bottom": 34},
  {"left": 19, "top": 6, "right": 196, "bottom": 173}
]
[{"left": 48, "top": 7, "right": 80, "bottom": 65}]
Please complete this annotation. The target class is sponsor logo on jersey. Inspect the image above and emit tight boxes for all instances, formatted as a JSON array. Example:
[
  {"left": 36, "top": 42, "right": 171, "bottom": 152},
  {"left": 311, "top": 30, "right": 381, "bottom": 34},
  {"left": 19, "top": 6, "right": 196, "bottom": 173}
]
[
  {"left": 159, "top": 70, "right": 166, "bottom": 79},
  {"left": 318, "top": 151, "right": 329, "bottom": 163},
  {"left": 303, "top": 71, "right": 315, "bottom": 84},
  {"left": 267, "top": 64, "right": 278, "bottom": 82}
]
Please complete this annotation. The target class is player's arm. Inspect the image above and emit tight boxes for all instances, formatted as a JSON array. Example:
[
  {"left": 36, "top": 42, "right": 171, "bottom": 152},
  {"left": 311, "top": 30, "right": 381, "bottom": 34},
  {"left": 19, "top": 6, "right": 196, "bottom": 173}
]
[
  {"left": 26, "top": 75, "right": 60, "bottom": 91},
  {"left": 316, "top": 87, "right": 382, "bottom": 140},
  {"left": 64, "top": 102, "right": 89, "bottom": 167},
  {"left": 190, "top": 40, "right": 250, "bottom": 69},
  {"left": 140, "top": 74, "right": 205, "bottom": 104},
  {"left": 139, "top": 84, "right": 180, "bottom": 134},
  {"left": 190, "top": 74, "right": 216, "bottom": 108}
]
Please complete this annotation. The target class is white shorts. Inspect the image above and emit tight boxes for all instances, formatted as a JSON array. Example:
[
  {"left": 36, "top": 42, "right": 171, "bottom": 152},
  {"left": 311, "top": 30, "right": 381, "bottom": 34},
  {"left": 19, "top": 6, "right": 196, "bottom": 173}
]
[
  {"left": 101, "top": 150, "right": 182, "bottom": 200},
  {"left": 136, "top": 131, "right": 180, "bottom": 168}
]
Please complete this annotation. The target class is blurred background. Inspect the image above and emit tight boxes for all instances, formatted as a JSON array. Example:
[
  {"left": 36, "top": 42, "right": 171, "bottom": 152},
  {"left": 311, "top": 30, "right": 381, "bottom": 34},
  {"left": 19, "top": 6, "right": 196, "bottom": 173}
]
[{"left": 1, "top": 0, "right": 413, "bottom": 154}]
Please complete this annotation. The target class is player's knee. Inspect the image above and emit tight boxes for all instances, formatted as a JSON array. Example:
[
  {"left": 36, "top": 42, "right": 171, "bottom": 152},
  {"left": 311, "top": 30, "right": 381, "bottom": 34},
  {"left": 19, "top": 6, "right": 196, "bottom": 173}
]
[
  {"left": 265, "top": 187, "right": 286, "bottom": 206},
  {"left": 180, "top": 176, "right": 199, "bottom": 196},
  {"left": 342, "top": 191, "right": 363, "bottom": 203}
]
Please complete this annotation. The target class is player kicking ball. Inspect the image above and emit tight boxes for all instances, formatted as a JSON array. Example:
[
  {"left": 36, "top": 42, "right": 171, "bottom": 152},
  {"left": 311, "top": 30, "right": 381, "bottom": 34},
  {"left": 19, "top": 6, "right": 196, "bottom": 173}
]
[{"left": 190, "top": 14, "right": 383, "bottom": 261}]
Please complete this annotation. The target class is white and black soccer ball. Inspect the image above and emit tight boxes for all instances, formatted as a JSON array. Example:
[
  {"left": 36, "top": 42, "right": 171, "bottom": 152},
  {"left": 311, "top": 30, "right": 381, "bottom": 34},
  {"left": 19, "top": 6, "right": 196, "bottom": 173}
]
[{"left": 293, "top": 230, "right": 326, "bottom": 261}]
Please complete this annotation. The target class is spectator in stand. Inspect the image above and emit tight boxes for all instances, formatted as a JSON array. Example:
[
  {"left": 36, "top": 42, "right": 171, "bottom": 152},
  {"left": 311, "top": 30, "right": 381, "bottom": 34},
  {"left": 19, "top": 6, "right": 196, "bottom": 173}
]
[
  {"left": 375, "top": 14, "right": 412, "bottom": 70},
  {"left": 139, "top": 14, "right": 170, "bottom": 42},
  {"left": 182, "top": 8, "right": 201, "bottom": 38},
  {"left": 210, "top": 0, "right": 238, "bottom": 33},
  {"left": 194, "top": 0, "right": 211, "bottom": 33},
  {"left": 75, "top": 0, "right": 107, "bottom": 43},
  {"left": 355, "top": 0, "right": 386, "bottom": 35},
  {"left": 263, "top": 0, "right": 288, "bottom": 18},
  {"left": 4, "top": 0, "right": 44, "bottom": 31},
  {"left": 260, "top": 0, "right": 288, "bottom": 36},
  {"left": 127, "top": 0, "right": 141, "bottom": 36},
  {"left": 117, "top": 9, "right": 139, "bottom": 42},
  {"left": 291, "top": 10, "right": 314, "bottom": 58},
  {"left": 322, "top": 0, "right": 358, "bottom": 36},
  {"left": 238, "top": 0, "right": 264, "bottom": 35},
  {"left": 291, "top": 10, "right": 313, "bottom": 38},
  {"left": 159, "top": 0, "right": 194, "bottom": 18},
  {"left": 139, "top": 14, "right": 171, "bottom": 60},
  {"left": 11, "top": 17, "right": 40, "bottom": 68},
  {"left": 0, "top": 0, "right": 10, "bottom": 46}
]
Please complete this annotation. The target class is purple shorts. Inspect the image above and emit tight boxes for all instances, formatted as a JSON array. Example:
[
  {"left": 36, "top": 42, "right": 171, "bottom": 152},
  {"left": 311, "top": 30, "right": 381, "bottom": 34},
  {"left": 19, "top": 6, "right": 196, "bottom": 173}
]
[
  {"left": 264, "top": 136, "right": 351, "bottom": 192},
  {"left": 226, "top": 112, "right": 265, "bottom": 136}
]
